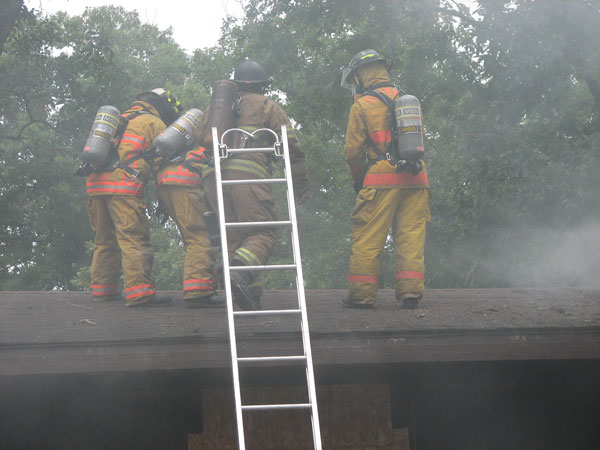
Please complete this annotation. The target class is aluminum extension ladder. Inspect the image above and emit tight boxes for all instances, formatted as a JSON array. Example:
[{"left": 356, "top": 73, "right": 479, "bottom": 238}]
[{"left": 211, "top": 125, "right": 322, "bottom": 450}]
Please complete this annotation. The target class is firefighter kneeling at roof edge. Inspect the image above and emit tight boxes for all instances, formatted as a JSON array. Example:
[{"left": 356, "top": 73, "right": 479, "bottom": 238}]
[
  {"left": 82, "top": 88, "right": 181, "bottom": 307},
  {"left": 198, "top": 60, "right": 309, "bottom": 311},
  {"left": 340, "top": 49, "right": 431, "bottom": 310}
]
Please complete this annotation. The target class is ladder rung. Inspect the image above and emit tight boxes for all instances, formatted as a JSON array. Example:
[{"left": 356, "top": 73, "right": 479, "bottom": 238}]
[
  {"left": 233, "top": 309, "right": 302, "bottom": 317},
  {"left": 242, "top": 403, "right": 312, "bottom": 411},
  {"left": 226, "top": 147, "right": 278, "bottom": 154},
  {"left": 221, "top": 178, "right": 287, "bottom": 185},
  {"left": 237, "top": 355, "right": 307, "bottom": 363},
  {"left": 230, "top": 264, "right": 296, "bottom": 271},
  {"left": 226, "top": 220, "right": 292, "bottom": 228}
]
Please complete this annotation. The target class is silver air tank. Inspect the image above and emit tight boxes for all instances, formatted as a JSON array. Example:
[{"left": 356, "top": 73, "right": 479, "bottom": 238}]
[
  {"left": 82, "top": 105, "right": 121, "bottom": 168},
  {"left": 153, "top": 108, "right": 203, "bottom": 158},
  {"left": 394, "top": 94, "right": 424, "bottom": 162}
]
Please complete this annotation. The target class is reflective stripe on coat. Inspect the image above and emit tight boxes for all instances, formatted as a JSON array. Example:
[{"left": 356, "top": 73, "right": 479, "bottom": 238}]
[
  {"left": 86, "top": 102, "right": 166, "bottom": 196},
  {"left": 157, "top": 147, "right": 206, "bottom": 187}
]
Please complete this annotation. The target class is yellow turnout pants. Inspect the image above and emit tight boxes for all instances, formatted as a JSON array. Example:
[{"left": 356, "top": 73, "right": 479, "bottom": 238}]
[
  {"left": 87, "top": 195, "right": 155, "bottom": 303},
  {"left": 158, "top": 185, "right": 214, "bottom": 299},
  {"left": 348, "top": 188, "right": 430, "bottom": 305}
]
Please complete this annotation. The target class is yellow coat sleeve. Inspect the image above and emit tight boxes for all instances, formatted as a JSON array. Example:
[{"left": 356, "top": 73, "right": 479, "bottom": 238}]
[{"left": 344, "top": 102, "right": 368, "bottom": 184}]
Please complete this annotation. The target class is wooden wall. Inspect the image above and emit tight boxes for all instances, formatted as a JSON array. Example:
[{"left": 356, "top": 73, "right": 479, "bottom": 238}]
[{"left": 188, "top": 384, "right": 409, "bottom": 450}]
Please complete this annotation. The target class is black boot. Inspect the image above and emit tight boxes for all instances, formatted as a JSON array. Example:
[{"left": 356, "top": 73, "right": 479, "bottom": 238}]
[
  {"left": 401, "top": 297, "right": 419, "bottom": 309},
  {"left": 230, "top": 270, "right": 260, "bottom": 310},
  {"left": 184, "top": 292, "right": 224, "bottom": 308},
  {"left": 126, "top": 294, "right": 173, "bottom": 308}
]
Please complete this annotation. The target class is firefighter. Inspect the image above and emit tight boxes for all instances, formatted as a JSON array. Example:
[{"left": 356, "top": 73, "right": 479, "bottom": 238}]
[
  {"left": 156, "top": 140, "right": 222, "bottom": 308},
  {"left": 340, "top": 50, "right": 431, "bottom": 309},
  {"left": 199, "top": 60, "right": 309, "bottom": 310},
  {"left": 86, "top": 88, "right": 181, "bottom": 307}
]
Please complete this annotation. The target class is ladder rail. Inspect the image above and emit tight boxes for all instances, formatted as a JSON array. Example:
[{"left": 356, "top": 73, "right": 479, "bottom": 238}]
[{"left": 212, "top": 127, "right": 246, "bottom": 450}]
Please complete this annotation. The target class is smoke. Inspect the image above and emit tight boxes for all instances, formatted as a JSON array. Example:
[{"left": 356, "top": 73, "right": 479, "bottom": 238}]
[{"left": 481, "top": 220, "right": 600, "bottom": 288}]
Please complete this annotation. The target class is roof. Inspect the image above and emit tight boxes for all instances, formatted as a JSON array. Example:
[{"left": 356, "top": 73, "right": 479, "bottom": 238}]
[{"left": 1, "top": 288, "right": 599, "bottom": 376}]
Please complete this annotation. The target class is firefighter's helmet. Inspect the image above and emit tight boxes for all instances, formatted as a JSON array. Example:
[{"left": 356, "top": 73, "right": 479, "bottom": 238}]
[
  {"left": 233, "top": 60, "right": 270, "bottom": 87},
  {"left": 341, "top": 49, "right": 389, "bottom": 91},
  {"left": 136, "top": 88, "right": 183, "bottom": 125}
]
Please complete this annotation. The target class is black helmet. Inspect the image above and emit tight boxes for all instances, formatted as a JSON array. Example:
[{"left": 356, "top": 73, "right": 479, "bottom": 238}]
[
  {"left": 233, "top": 60, "right": 270, "bottom": 87},
  {"left": 340, "top": 49, "right": 388, "bottom": 91},
  {"left": 136, "top": 88, "right": 183, "bottom": 124}
]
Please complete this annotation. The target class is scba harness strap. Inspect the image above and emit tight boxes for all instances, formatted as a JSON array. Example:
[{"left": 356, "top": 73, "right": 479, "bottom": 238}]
[
  {"left": 363, "top": 86, "right": 422, "bottom": 175},
  {"left": 363, "top": 87, "right": 397, "bottom": 167}
]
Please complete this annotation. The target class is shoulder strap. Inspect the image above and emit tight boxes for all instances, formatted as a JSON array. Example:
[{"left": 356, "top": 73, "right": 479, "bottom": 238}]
[
  {"left": 366, "top": 81, "right": 394, "bottom": 91},
  {"left": 111, "top": 109, "right": 148, "bottom": 156},
  {"left": 362, "top": 88, "right": 398, "bottom": 165},
  {"left": 359, "top": 81, "right": 394, "bottom": 94}
]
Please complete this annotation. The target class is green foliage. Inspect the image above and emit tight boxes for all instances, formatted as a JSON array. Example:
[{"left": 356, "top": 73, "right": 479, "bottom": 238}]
[
  {"left": 426, "top": 0, "right": 600, "bottom": 287},
  {"left": 2, "top": 0, "right": 599, "bottom": 292},
  {"left": 0, "top": 5, "right": 191, "bottom": 290},
  {"left": 150, "top": 220, "right": 185, "bottom": 290}
]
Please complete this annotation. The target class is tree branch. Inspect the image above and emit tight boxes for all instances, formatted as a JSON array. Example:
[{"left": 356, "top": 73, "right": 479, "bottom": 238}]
[
  {"left": 0, "top": 120, "right": 56, "bottom": 141},
  {"left": 0, "top": 91, "right": 57, "bottom": 141},
  {"left": 433, "top": 5, "right": 477, "bottom": 26}
]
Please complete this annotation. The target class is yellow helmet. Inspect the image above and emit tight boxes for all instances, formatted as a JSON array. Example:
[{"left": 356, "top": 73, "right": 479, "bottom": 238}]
[{"left": 136, "top": 88, "right": 183, "bottom": 124}]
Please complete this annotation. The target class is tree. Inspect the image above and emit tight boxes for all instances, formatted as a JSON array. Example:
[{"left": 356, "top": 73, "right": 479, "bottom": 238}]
[
  {"left": 0, "top": 0, "right": 23, "bottom": 54},
  {"left": 2, "top": 0, "right": 599, "bottom": 292},
  {"left": 0, "top": 6, "right": 192, "bottom": 290},
  {"left": 428, "top": 0, "right": 600, "bottom": 287}
]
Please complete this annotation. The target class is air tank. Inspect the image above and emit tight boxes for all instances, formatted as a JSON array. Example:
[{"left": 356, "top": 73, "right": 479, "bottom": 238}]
[
  {"left": 206, "top": 80, "right": 239, "bottom": 145},
  {"left": 394, "top": 94, "right": 424, "bottom": 162},
  {"left": 153, "top": 108, "right": 203, "bottom": 158},
  {"left": 82, "top": 105, "right": 121, "bottom": 168}
]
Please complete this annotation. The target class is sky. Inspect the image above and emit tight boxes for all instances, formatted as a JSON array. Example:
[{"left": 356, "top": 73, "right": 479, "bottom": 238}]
[
  {"left": 25, "top": 1, "right": 479, "bottom": 53},
  {"left": 24, "top": 0, "right": 245, "bottom": 52}
]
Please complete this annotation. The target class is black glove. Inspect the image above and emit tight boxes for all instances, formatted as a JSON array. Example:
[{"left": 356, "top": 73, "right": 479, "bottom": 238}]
[
  {"left": 353, "top": 179, "right": 363, "bottom": 194},
  {"left": 396, "top": 160, "right": 422, "bottom": 175}
]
